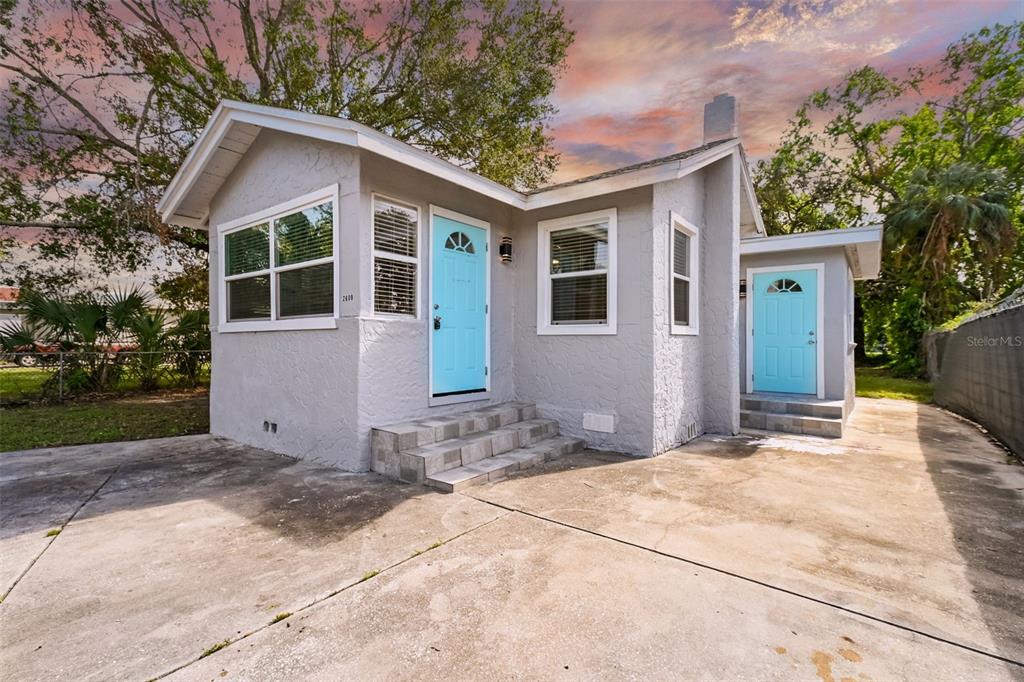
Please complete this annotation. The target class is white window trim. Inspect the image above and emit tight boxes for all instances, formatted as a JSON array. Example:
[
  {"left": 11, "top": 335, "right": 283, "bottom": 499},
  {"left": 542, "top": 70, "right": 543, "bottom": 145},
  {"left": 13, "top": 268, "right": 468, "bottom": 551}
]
[
  {"left": 217, "top": 184, "right": 340, "bottom": 333},
  {"left": 669, "top": 211, "right": 700, "bottom": 335},
  {"left": 370, "top": 192, "right": 422, "bottom": 319},
  {"left": 536, "top": 208, "right": 617, "bottom": 336}
]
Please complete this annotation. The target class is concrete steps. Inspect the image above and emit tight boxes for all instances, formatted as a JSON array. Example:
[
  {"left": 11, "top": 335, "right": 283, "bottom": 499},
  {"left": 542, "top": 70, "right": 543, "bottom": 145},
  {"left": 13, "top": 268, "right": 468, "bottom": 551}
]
[
  {"left": 371, "top": 402, "right": 584, "bottom": 492},
  {"left": 740, "top": 394, "right": 845, "bottom": 438}
]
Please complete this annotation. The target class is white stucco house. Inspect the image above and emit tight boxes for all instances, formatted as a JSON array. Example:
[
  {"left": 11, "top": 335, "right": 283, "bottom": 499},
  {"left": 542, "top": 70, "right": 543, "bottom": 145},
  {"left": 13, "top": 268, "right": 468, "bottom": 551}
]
[{"left": 158, "top": 94, "right": 882, "bottom": 491}]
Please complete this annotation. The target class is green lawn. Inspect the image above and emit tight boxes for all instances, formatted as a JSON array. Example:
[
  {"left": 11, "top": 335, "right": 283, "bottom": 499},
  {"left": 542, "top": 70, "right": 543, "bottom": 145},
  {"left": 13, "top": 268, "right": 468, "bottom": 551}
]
[
  {"left": 0, "top": 390, "right": 209, "bottom": 451},
  {"left": 0, "top": 367, "right": 49, "bottom": 403},
  {"left": 856, "top": 366, "right": 933, "bottom": 403},
  {"left": 0, "top": 365, "right": 210, "bottom": 405}
]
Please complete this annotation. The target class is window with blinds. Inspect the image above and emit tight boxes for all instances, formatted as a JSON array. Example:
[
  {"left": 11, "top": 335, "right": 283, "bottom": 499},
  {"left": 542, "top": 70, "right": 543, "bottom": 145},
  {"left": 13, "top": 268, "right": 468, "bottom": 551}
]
[
  {"left": 550, "top": 225, "right": 609, "bottom": 324},
  {"left": 537, "top": 209, "right": 617, "bottom": 335},
  {"left": 221, "top": 190, "right": 336, "bottom": 326},
  {"left": 373, "top": 197, "right": 418, "bottom": 316},
  {"left": 670, "top": 214, "right": 699, "bottom": 334}
]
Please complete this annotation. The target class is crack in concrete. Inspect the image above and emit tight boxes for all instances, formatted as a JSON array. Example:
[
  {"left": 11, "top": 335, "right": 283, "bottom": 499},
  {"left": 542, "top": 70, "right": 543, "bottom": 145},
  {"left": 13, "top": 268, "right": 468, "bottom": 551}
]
[
  {"left": 1, "top": 464, "right": 122, "bottom": 603},
  {"left": 466, "top": 493, "right": 1024, "bottom": 669},
  {"left": 147, "top": 511, "right": 511, "bottom": 681}
]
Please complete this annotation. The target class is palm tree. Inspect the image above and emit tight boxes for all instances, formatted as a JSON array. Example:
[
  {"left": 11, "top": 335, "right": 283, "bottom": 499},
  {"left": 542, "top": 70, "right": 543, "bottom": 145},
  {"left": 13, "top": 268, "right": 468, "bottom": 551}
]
[
  {"left": 880, "top": 162, "right": 1017, "bottom": 375},
  {"left": 0, "top": 287, "right": 209, "bottom": 394},
  {"left": 886, "top": 163, "right": 1015, "bottom": 283}
]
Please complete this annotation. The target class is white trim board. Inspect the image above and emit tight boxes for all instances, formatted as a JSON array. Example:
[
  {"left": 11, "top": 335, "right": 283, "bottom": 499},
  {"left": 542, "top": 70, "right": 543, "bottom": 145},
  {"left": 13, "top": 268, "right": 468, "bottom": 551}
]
[
  {"left": 159, "top": 100, "right": 755, "bottom": 228},
  {"left": 427, "top": 204, "right": 492, "bottom": 407},
  {"left": 536, "top": 208, "right": 618, "bottom": 336},
  {"left": 740, "top": 225, "right": 882, "bottom": 280},
  {"left": 216, "top": 184, "right": 340, "bottom": 334},
  {"left": 745, "top": 263, "right": 825, "bottom": 400},
  {"left": 369, "top": 192, "right": 422, "bottom": 320},
  {"left": 668, "top": 211, "right": 700, "bottom": 336}
]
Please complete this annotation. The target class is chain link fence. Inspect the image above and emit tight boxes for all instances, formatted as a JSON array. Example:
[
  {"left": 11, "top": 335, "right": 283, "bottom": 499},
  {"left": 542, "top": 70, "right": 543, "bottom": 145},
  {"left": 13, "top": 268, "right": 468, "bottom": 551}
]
[{"left": 1, "top": 350, "right": 211, "bottom": 405}]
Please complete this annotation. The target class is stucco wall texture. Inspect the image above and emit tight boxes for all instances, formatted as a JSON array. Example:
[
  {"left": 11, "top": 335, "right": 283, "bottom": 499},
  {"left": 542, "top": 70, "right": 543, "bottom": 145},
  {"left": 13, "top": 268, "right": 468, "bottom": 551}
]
[
  {"left": 208, "top": 132, "right": 749, "bottom": 470},
  {"left": 738, "top": 246, "right": 854, "bottom": 406}
]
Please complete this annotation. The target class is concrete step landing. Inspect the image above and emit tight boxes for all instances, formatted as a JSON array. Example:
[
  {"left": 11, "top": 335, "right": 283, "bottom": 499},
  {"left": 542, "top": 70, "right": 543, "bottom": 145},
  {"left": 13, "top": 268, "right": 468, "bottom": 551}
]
[
  {"left": 740, "top": 393, "right": 845, "bottom": 438},
  {"left": 372, "top": 402, "right": 584, "bottom": 492}
]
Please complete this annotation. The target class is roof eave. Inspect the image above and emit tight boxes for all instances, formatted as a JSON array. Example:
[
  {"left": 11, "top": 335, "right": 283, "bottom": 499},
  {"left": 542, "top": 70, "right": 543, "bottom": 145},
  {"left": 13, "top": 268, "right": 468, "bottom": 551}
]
[
  {"left": 159, "top": 102, "right": 758, "bottom": 228},
  {"left": 740, "top": 225, "right": 884, "bottom": 279},
  {"left": 522, "top": 139, "right": 742, "bottom": 211}
]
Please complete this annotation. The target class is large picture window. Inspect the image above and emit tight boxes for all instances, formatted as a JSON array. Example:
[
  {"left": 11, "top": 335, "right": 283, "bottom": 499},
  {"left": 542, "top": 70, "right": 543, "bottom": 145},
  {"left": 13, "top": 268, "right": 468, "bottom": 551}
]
[
  {"left": 537, "top": 208, "right": 617, "bottom": 335},
  {"left": 372, "top": 196, "right": 419, "bottom": 317},
  {"left": 219, "top": 186, "right": 337, "bottom": 331},
  {"left": 670, "top": 212, "right": 699, "bottom": 335}
]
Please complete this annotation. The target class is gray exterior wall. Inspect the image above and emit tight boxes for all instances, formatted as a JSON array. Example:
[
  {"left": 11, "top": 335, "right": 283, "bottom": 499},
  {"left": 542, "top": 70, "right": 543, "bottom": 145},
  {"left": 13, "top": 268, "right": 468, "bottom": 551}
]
[
  {"left": 354, "top": 151, "right": 519, "bottom": 464},
  {"left": 738, "top": 246, "right": 854, "bottom": 408},
  {"left": 206, "top": 132, "right": 750, "bottom": 469},
  {"left": 652, "top": 173, "right": 704, "bottom": 452},
  {"left": 698, "top": 155, "right": 742, "bottom": 435},
  {"left": 512, "top": 187, "right": 656, "bottom": 455},
  {"left": 207, "top": 131, "right": 363, "bottom": 469},
  {"left": 649, "top": 154, "right": 742, "bottom": 453}
]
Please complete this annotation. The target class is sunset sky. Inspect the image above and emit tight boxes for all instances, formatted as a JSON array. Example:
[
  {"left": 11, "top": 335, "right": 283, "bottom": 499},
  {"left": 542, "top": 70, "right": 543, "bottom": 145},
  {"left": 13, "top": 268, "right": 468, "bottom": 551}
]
[{"left": 545, "top": 0, "right": 1020, "bottom": 182}]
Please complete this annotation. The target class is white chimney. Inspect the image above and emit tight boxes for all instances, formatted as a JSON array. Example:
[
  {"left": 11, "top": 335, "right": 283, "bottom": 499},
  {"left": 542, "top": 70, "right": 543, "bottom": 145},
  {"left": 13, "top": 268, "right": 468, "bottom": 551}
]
[{"left": 703, "top": 94, "right": 738, "bottom": 144}]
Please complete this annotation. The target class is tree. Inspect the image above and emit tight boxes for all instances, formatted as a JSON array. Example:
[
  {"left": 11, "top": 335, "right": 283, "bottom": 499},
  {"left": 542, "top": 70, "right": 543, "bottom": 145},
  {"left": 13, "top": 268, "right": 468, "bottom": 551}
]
[
  {"left": 0, "top": 0, "right": 574, "bottom": 293},
  {"left": 753, "top": 22, "right": 1023, "bottom": 374}
]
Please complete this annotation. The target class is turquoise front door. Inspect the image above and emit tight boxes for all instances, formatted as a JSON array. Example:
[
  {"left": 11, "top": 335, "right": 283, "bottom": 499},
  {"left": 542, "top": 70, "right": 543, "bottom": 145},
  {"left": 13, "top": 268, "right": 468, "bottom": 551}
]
[
  {"left": 431, "top": 215, "right": 487, "bottom": 397},
  {"left": 752, "top": 268, "right": 817, "bottom": 394}
]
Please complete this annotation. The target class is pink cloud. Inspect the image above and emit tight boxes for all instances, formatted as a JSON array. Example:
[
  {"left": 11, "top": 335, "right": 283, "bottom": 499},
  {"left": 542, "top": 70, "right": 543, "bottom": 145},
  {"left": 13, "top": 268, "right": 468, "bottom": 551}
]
[{"left": 546, "top": 0, "right": 1020, "bottom": 182}]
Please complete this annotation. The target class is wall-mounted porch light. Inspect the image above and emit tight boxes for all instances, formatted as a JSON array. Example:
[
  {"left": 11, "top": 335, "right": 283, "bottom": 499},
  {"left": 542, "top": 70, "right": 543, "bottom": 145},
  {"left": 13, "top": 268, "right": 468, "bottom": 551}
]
[{"left": 499, "top": 235, "right": 513, "bottom": 263}]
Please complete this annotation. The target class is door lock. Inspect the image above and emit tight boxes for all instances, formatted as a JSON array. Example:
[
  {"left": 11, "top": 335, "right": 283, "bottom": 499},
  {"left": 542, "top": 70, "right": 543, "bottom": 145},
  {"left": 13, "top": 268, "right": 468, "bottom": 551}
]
[{"left": 433, "top": 315, "right": 442, "bottom": 330}]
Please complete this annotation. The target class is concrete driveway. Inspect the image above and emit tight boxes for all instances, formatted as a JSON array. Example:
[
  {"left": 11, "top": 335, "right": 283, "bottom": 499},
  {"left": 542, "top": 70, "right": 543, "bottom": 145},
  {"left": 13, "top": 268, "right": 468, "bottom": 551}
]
[{"left": 1, "top": 399, "right": 1021, "bottom": 681}]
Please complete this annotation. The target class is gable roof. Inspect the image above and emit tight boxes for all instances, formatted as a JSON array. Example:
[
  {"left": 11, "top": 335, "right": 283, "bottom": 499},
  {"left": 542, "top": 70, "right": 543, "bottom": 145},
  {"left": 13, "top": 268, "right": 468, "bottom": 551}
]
[
  {"left": 158, "top": 100, "right": 761, "bottom": 231},
  {"left": 528, "top": 140, "right": 733, "bottom": 195}
]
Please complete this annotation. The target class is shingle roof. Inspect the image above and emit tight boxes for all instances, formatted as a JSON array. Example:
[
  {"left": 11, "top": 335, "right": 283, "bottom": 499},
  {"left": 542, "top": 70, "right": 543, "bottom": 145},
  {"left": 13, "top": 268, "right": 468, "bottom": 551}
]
[{"left": 528, "top": 138, "right": 736, "bottom": 195}]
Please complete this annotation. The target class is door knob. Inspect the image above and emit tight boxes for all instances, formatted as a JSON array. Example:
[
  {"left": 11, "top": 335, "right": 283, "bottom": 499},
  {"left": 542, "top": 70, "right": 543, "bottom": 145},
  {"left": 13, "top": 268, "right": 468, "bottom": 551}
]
[
  {"left": 808, "top": 339, "right": 816, "bottom": 345},
  {"left": 433, "top": 315, "right": 442, "bottom": 330}
]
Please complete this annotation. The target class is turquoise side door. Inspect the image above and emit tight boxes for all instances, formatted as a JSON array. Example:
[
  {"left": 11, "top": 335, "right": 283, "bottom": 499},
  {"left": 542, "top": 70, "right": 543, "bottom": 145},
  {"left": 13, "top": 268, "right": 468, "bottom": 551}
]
[
  {"left": 431, "top": 215, "right": 487, "bottom": 397},
  {"left": 752, "top": 269, "right": 817, "bottom": 394}
]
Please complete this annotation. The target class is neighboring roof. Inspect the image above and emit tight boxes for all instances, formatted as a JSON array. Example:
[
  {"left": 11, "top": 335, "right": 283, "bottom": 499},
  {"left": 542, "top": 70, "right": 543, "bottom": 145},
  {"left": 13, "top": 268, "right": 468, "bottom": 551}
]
[
  {"left": 739, "top": 225, "right": 883, "bottom": 279},
  {"left": 158, "top": 100, "right": 760, "bottom": 232},
  {"left": 0, "top": 286, "right": 19, "bottom": 302}
]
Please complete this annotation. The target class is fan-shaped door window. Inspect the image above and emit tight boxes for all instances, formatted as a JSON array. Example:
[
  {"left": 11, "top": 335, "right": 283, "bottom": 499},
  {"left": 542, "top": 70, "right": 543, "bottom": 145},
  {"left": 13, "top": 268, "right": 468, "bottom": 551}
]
[
  {"left": 767, "top": 278, "right": 802, "bottom": 293},
  {"left": 444, "top": 231, "right": 475, "bottom": 254}
]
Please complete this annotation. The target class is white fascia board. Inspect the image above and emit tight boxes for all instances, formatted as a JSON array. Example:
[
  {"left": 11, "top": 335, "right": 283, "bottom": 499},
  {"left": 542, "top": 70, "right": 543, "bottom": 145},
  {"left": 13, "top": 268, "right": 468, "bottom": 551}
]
[
  {"left": 740, "top": 225, "right": 884, "bottom": 280},
  {"left": 159, "top": 100, "right": 747, "bottom": 227},
  {"left": 740, "top": 225, "right": 882, "bottom": 254},
  {"left": 157, "top": 103, "right": 232, "bottom": 220},
  {"left": 738, "top": 150, "right": 766, "bottom": 235},
  {"left": 159, "top": 101, "right": 527, "bottom": 226},
  {"left": 522, "top": 139, "right": 741, "bottom": 211}
]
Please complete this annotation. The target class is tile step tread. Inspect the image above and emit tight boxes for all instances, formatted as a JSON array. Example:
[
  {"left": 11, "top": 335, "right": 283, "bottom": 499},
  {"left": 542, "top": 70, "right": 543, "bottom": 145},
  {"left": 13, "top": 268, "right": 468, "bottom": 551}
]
[
  {"left": 374, "top": 402, "right": 535, "bottom": 435},
  {"left": 425, "top": 436, "right": 585, "bottom": 493},
  {"left": 404, "top": 419, "right": 559, "bottom": 458},
  {"left": 740, "top": 409, "right": 841, "bottom": 423},
  {"left": 739, "top": 398, "right": 843, "bottom": 418}
]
